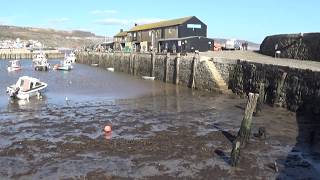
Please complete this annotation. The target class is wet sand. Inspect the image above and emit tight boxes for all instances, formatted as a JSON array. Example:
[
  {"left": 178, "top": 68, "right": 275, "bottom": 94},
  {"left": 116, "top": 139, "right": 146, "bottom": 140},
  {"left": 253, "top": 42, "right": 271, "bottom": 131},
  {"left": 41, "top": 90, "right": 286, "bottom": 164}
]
[{"left": 0, "top": 59, "right": 319, "bottom": 179}]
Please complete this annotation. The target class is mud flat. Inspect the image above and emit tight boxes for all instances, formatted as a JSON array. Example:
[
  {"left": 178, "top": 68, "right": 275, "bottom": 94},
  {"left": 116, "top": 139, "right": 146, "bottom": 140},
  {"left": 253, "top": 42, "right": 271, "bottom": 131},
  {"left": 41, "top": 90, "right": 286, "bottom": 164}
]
[
  {"left": 0, "top": 87, "right": 308, "bottom": 179},
  {"left": 74, "top": 52, "right": 320, "bottom": 179}
]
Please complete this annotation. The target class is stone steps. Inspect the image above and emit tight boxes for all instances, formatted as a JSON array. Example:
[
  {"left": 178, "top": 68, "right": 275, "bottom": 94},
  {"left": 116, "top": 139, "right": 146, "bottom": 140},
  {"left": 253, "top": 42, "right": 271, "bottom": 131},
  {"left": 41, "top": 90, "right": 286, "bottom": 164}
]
[{"left": 200, "top": 56, "right": 230, "bottom": 93}]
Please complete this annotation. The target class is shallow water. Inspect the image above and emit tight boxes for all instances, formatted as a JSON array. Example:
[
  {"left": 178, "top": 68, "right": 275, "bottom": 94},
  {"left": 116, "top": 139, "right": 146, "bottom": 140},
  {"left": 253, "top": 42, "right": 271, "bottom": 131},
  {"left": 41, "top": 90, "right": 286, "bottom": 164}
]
[
  {"left": 0, "top": 59, "right": 319, "bottom": 179},
  {"left": 0, "top": 59, "right": 175, "bottom": 107}
]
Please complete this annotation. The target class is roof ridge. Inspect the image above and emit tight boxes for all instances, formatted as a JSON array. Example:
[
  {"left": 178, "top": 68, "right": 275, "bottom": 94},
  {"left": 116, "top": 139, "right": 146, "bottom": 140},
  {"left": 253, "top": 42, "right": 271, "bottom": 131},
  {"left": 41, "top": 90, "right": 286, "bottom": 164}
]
[{"left": 128, "top": 16, "right": 195, "bottom": 32}]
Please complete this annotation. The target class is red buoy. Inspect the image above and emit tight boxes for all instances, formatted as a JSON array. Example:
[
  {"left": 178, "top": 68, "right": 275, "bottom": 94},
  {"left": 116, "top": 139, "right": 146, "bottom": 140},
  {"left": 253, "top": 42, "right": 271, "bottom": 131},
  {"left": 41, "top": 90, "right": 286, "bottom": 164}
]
[{"left": 104, "top": 125, "right": 112, "bottom": 133}]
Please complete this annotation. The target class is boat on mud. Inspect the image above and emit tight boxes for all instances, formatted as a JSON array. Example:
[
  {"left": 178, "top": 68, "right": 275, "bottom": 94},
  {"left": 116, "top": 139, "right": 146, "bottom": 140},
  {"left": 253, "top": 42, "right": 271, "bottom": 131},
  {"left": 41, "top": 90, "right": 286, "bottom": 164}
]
[
  {"left": 6, "top": 76, "right": 48, "bottom": 100},
  {"left": 7, "top": 60, "right": 22, "bottom": 72},
  {"left": 106, "top": 67, "right": 114, "bottom": 72},
  {"left": 53, "top": 58, "right": 73, "bottom": 71},
  {"left": 142, "top": 76, "right": 155, "bottom": 81},
  {"left": 33, "top": 53, "right": 50, "bottom": 71}
]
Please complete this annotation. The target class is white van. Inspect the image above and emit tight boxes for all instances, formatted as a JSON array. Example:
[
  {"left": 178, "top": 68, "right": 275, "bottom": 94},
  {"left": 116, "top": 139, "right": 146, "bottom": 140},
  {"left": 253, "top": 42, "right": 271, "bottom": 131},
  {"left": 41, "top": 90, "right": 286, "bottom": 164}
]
[{"left": 224, "top": 39, "right": 240, "bottom": 50}]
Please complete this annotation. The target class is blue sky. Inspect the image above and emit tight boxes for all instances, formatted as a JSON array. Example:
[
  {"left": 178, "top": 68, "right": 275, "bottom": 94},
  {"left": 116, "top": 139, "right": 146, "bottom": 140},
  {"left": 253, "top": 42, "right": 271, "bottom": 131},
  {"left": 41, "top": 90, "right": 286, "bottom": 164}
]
[{"left": 0, "top": 0, "right": 319, "bottom": 43}]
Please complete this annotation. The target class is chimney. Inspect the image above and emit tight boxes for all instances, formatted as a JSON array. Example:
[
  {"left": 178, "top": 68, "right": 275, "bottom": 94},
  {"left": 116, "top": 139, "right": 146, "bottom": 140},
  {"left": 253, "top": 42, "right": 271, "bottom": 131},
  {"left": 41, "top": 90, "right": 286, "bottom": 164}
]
[{"left": 120, "top": 29, "right": 123, "bottom": 32}]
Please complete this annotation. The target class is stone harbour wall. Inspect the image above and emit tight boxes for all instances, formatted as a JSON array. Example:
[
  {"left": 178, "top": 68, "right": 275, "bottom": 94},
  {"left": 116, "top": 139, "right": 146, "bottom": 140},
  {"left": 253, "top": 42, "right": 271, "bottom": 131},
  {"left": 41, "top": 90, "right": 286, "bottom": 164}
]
[
  {"left": 260, "top": 33, "right": 320, "bottom": 62},
  {"left": 77, "top": 52, "right": 229, "bottom": 93},
  {"left": 77, "top": 52, "right": 320, "bottom": 118},
  {"left": 228, "top": 60, "right": 320, "bottom": 117}
]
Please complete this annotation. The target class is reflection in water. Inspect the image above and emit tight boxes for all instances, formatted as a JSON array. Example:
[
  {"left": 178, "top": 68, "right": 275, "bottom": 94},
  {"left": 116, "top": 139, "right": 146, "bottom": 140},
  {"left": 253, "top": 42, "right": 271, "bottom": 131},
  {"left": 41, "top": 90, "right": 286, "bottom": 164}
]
[
  {"left": 6, "top": 95, "right": 48, "bottom": 111},
  {"left": 0, "top": 59, "right": 179, "bottom": 108}
]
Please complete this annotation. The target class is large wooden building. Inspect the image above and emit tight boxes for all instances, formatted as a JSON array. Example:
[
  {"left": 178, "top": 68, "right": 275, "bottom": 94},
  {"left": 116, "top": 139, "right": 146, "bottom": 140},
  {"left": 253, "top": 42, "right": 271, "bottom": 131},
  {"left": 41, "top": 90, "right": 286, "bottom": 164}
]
[{"left": 115, "top": 16, "right": 213, "bottom": 53}]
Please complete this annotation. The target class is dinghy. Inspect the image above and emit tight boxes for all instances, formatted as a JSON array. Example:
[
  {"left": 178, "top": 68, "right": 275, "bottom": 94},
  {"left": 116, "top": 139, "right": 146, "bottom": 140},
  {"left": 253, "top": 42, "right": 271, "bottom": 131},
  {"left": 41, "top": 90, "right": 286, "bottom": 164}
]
[
  {"left": 53, "top": 58, "right": 73, "bottom": 71},
  {"left": 7, "top": 60, "right": 22, "bottom": 72},
  {"left": 142, "top": 76, "right": 155, "bottom": 81},
  {"left": 6, "top": 76, "right": 48, "bottom": 100}
]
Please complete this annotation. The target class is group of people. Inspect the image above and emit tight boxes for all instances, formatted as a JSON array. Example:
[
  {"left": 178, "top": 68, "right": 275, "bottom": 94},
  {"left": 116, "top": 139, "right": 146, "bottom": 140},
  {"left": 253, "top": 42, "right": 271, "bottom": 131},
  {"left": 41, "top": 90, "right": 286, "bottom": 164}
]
[{"left": 241, "top": 41, "right": 249, "bottom": 51}]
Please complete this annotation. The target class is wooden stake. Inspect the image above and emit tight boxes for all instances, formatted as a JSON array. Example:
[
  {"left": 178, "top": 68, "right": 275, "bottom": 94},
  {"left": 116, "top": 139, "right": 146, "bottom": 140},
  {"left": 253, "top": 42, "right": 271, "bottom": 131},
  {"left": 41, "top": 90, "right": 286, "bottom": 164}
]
[
  {"left": 254, "top": 83, "right": 265, "bottom": 116},
  {"left": 164, "top": 53, "right": 170, "bottom": 82},
  {"left": 175, "top": 53, "right": 180, "bottom": 85},
  {"left": 151, "top": 52, "right": 155, "bottom": 77},
  {"left": 129, "top": 53, "right": 132, "bottom": 74},
  {"left": 191, "top": 55, "right": 198, "bottom": 89},
  {"left": 238, "top": 93, "right": 259, "bottom": 147},
  {"left": 274, "top": 71, "right": 287, "bottom": 106},
  {"left": 231, "top": 93, "right": 259, "bottom": 167},
  {"left": 231, "top": 140, "right": 241, "bottom": 167}
]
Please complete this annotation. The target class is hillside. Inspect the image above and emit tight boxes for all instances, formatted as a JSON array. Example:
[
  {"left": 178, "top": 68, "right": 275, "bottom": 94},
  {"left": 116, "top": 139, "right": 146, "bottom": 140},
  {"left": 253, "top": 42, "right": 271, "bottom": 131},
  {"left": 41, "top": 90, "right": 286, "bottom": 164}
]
[
  {"left": 213, "top": 38, "right": 260, "bottom": 50},
  {"left": 0, "top": 25, "right": 105, "bottom": 48}
]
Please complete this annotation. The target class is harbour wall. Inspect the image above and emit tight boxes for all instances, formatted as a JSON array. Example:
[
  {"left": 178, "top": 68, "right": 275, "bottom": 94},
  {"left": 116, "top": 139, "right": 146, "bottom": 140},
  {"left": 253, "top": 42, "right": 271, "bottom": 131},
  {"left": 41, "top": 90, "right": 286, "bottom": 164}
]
[
  {"left": 77, "top": 52, "right": 229, "bottom": 93},
  {"left": 77, "top": 52, "right": 320, "bottom": 118},
  {"left": 260, "top": 33, "right": 320, "bottom": 62}
]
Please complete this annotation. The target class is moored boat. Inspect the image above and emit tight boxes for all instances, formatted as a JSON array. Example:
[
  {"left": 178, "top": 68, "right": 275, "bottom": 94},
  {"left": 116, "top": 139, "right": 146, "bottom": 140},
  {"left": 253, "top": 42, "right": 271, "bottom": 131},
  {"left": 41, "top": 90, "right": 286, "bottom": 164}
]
[
  {"left": 142, "top": 76, "right": 155, "bottom": 81},
  {"left": 33, "top": 53, "right": 50, "bottom": 71},
  {"left": 107, "top": 67, "right": 114, "bottom": 72},
  {"left": 6, "top": 76, "right": 48, "bottom": 100},
  {"left": 53, "top": 58, "right": 73, "bottom": 71},
  {"left": 66, "top": 52, "right": 76, "bottom": 63},
  {"left": 7, "top": 60, "right": 22, "bottom": 72}
]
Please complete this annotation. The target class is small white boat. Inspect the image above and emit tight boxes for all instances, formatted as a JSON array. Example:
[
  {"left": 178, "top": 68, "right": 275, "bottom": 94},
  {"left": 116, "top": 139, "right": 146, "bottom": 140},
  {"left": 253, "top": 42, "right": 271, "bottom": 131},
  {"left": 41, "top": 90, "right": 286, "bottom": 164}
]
[
  {"left": 91, "top": 64, "right": 99, "bottom": 67},
  {"left": 33, "top": 53, "right": 50, "bottom": 71},
  {"left": 53, "top": 58, "right": 73, "bottom": 71},
  {"left": 7, "top": 60, "right": 22, "bottom": 72},
  {"left": 6, "top": 76, "right": 48, "bottom": 100},
  {"left": 66, "top": 52, "right": 76, "bottom": 63},
  {"left": 142, "top": 76, "right": 155, "bottom": 81},
  {"left": 106, "top": 67, "right": 114, "bottom": 72}
]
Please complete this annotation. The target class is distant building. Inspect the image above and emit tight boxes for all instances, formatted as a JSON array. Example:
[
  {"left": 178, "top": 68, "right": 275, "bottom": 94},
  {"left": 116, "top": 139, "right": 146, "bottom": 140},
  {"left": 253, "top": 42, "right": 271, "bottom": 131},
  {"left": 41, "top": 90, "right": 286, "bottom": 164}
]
[
  {"left": 113, "top": 29, "right": 128, "bottom": 51},
  {"left": 122, "top": 16, "right": 213, "bottom": 53}
]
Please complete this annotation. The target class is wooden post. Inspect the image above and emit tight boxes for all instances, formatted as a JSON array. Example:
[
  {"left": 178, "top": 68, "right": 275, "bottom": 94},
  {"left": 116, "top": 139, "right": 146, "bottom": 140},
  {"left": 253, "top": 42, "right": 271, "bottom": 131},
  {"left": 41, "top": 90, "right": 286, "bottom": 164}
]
[
  {"left": 238, "top": 93, "right": 259, "bottom": 147},
  {"left": 191, "top": 55, "right": 198, "bottom": 89},
  {"left": 129, "top": 53, "right": 132, "bottom": 74},
  {"left": 254, "top": 83, "right": 265, "bottom": 116},
  {"left": 151, "top": 52, "right": 155, "bottom": 77},
  {"left": 164, "top": 53, "right": 170, "bottom": 82},
  {"left": 132, "top": 53, "right": 136, "bottom": 76},
  {"left": 274, "top": 71, "right": 287, "bottom": 106},
  {"left": 231, "top": 93, "right": 259, "bottom": 166},
  {"left": 231, "top": 141, "right": 241, "bottom": 167},
  {"left": 175, "top": 53, "right": 180, "bottom": 85}
]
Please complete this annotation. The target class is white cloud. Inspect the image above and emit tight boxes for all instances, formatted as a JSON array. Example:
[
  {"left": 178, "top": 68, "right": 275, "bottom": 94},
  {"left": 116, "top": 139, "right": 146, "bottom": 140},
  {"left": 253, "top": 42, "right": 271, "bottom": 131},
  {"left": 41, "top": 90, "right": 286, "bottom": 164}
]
[
  {"left": 48, "top": 17, "right": 70, "bottom": 24},
  {"left": 90, "top": 10, "right": 118, "bottom": 15},
  {"left": 94, "top": 18, "right": 166, "bottom": 26}
]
